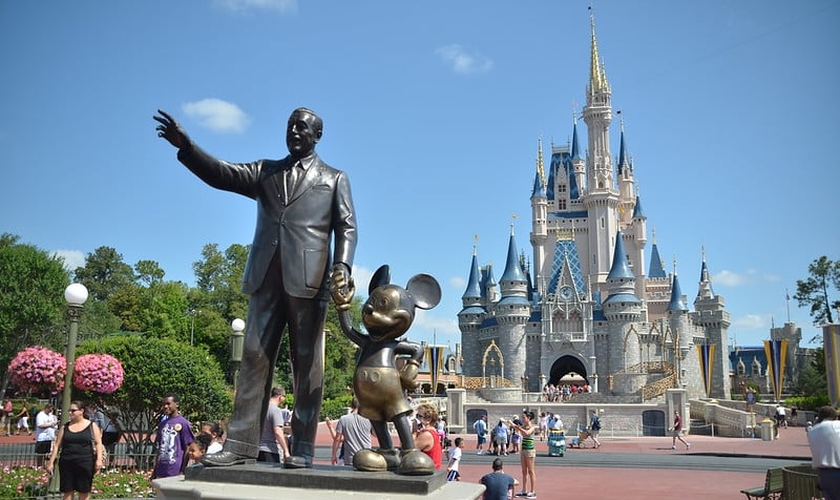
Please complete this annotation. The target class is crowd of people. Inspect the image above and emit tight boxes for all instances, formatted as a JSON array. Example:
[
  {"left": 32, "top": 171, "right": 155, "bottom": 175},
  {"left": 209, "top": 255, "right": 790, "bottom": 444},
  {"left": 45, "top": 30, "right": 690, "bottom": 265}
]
[{"left": 541, "top": 383, "right": 590, "bottom": 402}]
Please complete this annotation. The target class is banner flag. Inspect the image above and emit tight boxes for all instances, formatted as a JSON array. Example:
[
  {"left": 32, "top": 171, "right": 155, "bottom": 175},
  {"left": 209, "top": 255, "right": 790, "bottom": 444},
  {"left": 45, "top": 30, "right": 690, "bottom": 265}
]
[
  {"left": 696, "top": 343, "right": 715, "bottom": 398},
  {"left": 426, "top": 345, "right": 445, "bottom": 395},
  {"left": 824, "top": 324, "right": 840, "bottom": 407},
  {"left": 764, "top": 339, "right": 788, "bottom": 402}
]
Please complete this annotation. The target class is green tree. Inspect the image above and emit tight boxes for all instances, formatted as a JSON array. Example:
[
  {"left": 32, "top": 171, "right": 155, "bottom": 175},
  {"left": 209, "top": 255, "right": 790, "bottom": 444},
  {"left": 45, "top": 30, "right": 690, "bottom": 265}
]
[
  {"left": 0, "top": 234, "right": 69, "bottom": 395},
  {"left": 74, "top": 246, "right": 135, "bottom": 302},
  {"left": 794, "top": 256, "right": 840, "bottom": 325},
  {"left": 77, "top": 335, "right": 232, "bottom": 463}
]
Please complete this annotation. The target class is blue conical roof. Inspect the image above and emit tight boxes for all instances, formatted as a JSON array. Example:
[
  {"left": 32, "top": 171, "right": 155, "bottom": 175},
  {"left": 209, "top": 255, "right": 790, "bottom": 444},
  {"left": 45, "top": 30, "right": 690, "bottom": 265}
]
[
  {"left": 617, "top": 128, "right": 629, "bottom": 175},
  {"left": 632, "top": 195, "right": 645, "bottom": 219},
  {"left": 607, "top": 231, "right": 635, "bottom": 280},
  {"left": 648, "top": 242, "right": 667, "bottom": 278},
  {"left": 500, "top": 230, "right": 527, "bottom": 283},
  {"left": 531, "top": 170, "right": 546, "bottom": 199},
  {"left": 462, "top": 252, "right": 481, "bottom": 300},
  {"left": 668, "top": 273, "right": 688, "bottom": 311},
  {"left": 571, "top": 121, "right": 582, "bottom": 161}
]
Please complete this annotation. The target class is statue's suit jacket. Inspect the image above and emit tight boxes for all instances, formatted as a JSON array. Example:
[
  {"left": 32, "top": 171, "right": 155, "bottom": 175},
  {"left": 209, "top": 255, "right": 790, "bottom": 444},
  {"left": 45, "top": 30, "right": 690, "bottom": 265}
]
[{"left": 178, "top": 144, "right": 357, "bottom": 298}]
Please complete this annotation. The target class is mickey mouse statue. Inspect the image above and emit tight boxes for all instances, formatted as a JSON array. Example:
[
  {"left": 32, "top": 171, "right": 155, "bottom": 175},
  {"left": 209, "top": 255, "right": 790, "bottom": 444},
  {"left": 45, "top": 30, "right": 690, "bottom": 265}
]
[{"left": 330, "top": 264, "right": 441, "bottom": 475}]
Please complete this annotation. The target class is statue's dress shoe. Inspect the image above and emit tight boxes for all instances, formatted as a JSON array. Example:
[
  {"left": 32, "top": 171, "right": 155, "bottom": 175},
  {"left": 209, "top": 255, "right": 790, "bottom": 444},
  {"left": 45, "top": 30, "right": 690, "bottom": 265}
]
[
  {"left": 398, "top": 449, "right": 435, "bottom": 476},
  {"left": 200, "top": 451, "right": 256, "bottom": 467},
  {"left": 283, "top": 455, "right": 311, "bottom": 469}
]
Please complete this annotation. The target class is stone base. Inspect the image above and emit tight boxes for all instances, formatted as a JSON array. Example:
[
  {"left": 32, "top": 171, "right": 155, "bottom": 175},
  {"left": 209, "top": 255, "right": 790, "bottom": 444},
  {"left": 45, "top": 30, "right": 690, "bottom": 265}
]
[{"left": 154, "top": 463, "right": 484, "bottom": 499}]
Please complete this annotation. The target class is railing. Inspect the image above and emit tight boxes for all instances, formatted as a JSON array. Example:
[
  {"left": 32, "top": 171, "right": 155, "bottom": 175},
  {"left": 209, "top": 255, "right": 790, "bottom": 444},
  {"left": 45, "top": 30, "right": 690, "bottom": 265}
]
[
  {"left": 0, "top": 442, "right": 156, "bottom": 499},
  {"left": 460, "top": 376, "right": 519, "bottom": 390},
  {"left": 640, "top": 374, "right": 676, "bottom": 401},
  {"left": 782, "top": 464, "right": 822, "bottom": 500},
  {"left": 614, "top": 361, "right": 674, "bottom": 375}
]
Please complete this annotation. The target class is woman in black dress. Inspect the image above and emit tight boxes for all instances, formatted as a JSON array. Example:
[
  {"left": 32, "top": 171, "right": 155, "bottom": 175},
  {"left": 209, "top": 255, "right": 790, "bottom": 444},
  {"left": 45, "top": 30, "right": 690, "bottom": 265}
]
[{"left": 46, "top": 400, "right": 104, "bottom": 500}]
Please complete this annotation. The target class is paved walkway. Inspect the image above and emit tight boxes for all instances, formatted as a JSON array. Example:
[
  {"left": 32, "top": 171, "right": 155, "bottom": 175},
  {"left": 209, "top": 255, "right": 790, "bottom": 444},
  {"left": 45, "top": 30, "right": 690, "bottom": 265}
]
[
  {"left": 1, "top": 422, "right": 814, "bottom": 499},
  {"left": 310, "top": 422, "right": 814, "bottom": 500}
]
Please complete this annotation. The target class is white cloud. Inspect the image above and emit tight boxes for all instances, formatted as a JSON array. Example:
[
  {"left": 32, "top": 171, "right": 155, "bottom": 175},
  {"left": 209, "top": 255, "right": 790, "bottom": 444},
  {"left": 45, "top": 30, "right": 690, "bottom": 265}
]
[
  {"left": 182, "top": 99, "right": 250, "bottom": 133},
  {"left": 214, "top": 0, "right": 297, "bottom": 14},
  {"left": 732, "top": 313, "right": 767, "bottom": 330},
  {"left": 351, "top": 264, "right": 375, "bottom": 295},
  {"left": 52, "top": 249, "right": 86, "bottom": 272},
  {"left": 450, "top": 276, "right": 466, "bottom": 289},
  {"left": 713, "top": 269, "right": 780, "bottom": 287},
  {"left": 436, "top": 44, "right": 493, "bottom": 75},
  {"left": 414, "top": 310, "right": 460, "bottom": 338}
]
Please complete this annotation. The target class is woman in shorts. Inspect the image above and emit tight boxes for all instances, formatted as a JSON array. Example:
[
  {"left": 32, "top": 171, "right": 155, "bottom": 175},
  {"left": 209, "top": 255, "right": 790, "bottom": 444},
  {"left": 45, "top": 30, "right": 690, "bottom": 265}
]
[{"left": 509, "top": 410, "right": 537, "bottom": 498}]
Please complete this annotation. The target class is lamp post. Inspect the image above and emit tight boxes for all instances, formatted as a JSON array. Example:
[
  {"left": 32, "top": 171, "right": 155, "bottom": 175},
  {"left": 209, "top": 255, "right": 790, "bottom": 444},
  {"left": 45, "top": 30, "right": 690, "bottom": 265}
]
[
  {"left": 60, "top": 283, "right": 88, "bottom": 424},
  {"left": 187, "top": 308, "right": 202, "bottom": 346},
  {"left": 230, "top": 318, "right": 245, "bottom": 392}
]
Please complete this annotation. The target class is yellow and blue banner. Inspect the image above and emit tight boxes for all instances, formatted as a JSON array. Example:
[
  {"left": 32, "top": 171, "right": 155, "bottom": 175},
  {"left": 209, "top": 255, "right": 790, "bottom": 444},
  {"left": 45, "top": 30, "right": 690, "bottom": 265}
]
[
  {"left": 696, "top": 343, "right": 715, "bottom": 398},
  {"left": 764, "top": 339, "right": 788, "bottom": 402},
  {"left": 824, "top": 324, "right": 840, "bottom": 407},
  {"left": 426, "top": 345, "right": 445, "bottom": 395}
]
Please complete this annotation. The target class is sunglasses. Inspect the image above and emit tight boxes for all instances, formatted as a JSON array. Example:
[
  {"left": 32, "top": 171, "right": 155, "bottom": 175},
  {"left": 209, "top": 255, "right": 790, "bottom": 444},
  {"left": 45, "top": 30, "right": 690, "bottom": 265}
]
[{"left": 69, "top": 408, "right": 82, "bottom": 412}]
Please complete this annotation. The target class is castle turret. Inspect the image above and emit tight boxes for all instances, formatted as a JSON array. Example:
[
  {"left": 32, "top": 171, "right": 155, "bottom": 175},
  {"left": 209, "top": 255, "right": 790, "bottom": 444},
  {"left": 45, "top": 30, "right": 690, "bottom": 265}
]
[
  {"left": 603, "top": 231, "right": 642, "bottom": 372},
  {"left": 497, "top": 226, "right": 530, "bottom": 385},
  {"left": 531, "top": 137, "right": 548, "bottom": 286},
  {"left": 692, "top": 252, "right": 731, "bottom": 399},
  {"left": 458, "top": 246, "right": 486, "bottom": 377},
  {"left": 580, "top": 9, "right": 619, "bottom": 287}
]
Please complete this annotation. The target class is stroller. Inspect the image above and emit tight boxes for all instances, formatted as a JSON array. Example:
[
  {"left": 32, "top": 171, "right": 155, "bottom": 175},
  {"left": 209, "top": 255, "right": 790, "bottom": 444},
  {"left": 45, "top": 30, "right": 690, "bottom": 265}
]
[{"left": 569, "top": 427, "right": 591, "bottom": 448}]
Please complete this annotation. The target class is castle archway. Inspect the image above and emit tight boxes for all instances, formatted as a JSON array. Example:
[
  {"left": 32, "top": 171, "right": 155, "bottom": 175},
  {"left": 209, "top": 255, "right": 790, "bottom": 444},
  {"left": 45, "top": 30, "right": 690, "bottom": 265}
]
[{"left": 548, "top": 355, "right": 588, "bottom": 386}]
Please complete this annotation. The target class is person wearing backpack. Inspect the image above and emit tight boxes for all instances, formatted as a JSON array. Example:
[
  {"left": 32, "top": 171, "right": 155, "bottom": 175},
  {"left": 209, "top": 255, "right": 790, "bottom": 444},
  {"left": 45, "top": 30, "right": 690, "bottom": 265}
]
[
  {"left": 473, "top": 415, "right": 488, "bottom": 455},
  {"left": 588, "top": 410, "right": 601, "bottom": 448}
]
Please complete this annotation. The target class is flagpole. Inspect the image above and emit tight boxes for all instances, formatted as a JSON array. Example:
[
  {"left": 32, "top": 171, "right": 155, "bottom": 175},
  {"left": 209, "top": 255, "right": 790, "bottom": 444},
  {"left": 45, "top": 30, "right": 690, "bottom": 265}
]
[{"left": 785, "top": 289, "right": 791, "bottom": 323}]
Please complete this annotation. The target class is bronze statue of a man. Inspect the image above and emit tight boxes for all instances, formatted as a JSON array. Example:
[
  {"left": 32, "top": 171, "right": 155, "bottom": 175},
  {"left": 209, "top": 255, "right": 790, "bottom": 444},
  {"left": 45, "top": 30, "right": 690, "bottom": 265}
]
[{"left": 154, "top": 107, "right": 357, "bottom": 468}]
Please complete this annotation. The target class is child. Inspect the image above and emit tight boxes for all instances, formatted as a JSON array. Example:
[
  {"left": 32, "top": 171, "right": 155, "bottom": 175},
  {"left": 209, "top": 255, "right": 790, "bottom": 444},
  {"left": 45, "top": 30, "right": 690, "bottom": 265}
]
[
  {"left": 186, "top": 433, "right": 212, "bottom": 467},
  {"left": 446, "top": 437, "right": 464, "bottom": 482}
]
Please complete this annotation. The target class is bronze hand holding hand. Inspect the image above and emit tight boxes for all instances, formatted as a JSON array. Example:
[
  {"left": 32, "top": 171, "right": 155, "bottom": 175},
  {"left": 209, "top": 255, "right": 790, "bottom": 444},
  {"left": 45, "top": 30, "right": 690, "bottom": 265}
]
[
  {"left": 329, "top": 263, "right": 355, "bottom": 311},
  {"left": 153, "top": 109, "right": 191, "bottom": 150}
]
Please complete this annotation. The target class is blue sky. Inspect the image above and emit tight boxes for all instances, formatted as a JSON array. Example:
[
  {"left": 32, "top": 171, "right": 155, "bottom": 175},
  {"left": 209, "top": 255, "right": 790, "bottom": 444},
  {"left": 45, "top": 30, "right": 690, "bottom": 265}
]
[{"left": 2, "top": 1, "right": 838, "bottom": 350}]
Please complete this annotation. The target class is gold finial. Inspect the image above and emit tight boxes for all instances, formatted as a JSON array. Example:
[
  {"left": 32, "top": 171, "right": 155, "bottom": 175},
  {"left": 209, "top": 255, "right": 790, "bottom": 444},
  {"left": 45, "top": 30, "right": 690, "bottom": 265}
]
[
  {"left": 701, "top": 245, "right": 706, "bottom": 262},
  {"left": 473, "top": 235, "right": 478, "bottom": 256},
  {"left": 572, "top": 102, "right": 579, "bottom": 124},
  {"left": 652, "top": 228, "right": 657, "bottom": 244},
  {"left": 673, "top": 255, "right": 678, "bottom": 275}
]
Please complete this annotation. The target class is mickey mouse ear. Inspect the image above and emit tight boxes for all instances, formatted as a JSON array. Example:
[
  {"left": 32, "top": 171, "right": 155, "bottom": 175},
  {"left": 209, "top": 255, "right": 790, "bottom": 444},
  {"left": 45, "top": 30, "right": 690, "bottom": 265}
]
[
  {"left": 369, "top": 265, "right": 391, "bottom": 295},
  {"left": 406, "top": 274, "right": 441, "bottom": 310}
]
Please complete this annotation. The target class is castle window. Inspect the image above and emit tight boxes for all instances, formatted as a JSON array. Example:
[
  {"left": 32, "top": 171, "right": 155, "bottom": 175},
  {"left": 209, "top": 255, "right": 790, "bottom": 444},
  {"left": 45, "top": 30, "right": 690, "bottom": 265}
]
[
  {"left": 558, "top": 184, "right": 567, "bottom": 193},
  {"left": 559, "top": 199, "right": 567, "bottom": 210}
]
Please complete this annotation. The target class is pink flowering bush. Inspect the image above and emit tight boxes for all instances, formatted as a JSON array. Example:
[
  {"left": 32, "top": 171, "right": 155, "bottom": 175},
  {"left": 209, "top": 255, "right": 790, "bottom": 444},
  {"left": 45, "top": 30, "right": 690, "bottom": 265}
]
[
  {"left": 74, "top": 353, "right": 124, "bottom": 394},
  {"left": 8, "top": 346, "right": 67, "bottom": 394}
]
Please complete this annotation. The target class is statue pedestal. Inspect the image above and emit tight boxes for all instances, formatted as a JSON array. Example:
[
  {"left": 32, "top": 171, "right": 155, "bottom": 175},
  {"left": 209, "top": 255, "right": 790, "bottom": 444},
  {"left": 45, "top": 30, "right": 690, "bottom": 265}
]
[{"left": 154, "top": 464, "right": 484, "bottom": 499}]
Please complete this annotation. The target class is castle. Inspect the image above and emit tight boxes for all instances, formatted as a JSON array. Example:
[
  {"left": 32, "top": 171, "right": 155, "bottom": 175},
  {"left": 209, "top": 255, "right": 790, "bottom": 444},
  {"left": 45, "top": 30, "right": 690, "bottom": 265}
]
[{"left": 458, "top": 13, "right": 732, "bottom": 402}]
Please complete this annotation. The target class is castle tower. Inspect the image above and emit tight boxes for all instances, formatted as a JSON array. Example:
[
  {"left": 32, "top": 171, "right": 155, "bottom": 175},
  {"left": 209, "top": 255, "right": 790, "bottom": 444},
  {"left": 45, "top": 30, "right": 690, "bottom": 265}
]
[
  {"left": 693, "top": 252, "right": 732, "bottom": 399},
  {"left": 668, "top": 264, "right": 691, "bottom": 389},
  {"left": 530, "top": 137, "right": 548, "bottom": 283},
  {"left": 458, "top": 245, "right": 486, "bottom": 377},
  {"left": 496, "top": 226, "right": 531, "bottom": 385},
  {"left": 769, "top": 321, "right": 802, "bottom": 392},
  {"left": 603, "top": 230, "right": 642, "bottom": 374},
  {"left": 580, "top": 10, "right": 619, "bottom": 288}
]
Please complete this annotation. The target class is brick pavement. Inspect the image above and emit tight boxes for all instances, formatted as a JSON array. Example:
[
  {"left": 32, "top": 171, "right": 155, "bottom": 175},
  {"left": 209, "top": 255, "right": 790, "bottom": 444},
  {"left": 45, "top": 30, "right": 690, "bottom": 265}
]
[{"left": 2, "top": 421, "right": 813, "bottom": 499}]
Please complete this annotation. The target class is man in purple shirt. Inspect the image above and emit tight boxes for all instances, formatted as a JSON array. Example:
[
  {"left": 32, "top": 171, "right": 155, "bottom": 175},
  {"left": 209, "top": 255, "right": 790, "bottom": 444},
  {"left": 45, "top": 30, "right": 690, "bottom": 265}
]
[{"left": 152, "top": 394, "right": 194, "bottom": 479}]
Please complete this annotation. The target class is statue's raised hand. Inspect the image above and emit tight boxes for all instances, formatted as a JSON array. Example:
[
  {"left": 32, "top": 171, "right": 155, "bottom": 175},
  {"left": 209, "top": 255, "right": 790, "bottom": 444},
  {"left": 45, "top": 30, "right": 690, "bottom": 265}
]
[{"left": 154, "top": 109, "right": 191, "bottom": 150}]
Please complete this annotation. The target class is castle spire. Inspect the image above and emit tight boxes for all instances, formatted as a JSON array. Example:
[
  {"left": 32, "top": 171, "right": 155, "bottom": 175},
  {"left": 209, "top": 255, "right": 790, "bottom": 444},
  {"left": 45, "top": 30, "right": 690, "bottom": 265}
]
[
  {"left": 668, "top": 258, "right": 688, "bottom": 311},
  {"left": 461, "top": 236, "right": 482, "bottom": 301},
  {"left": 588, "top": 6, "right": 609, "bottom": 96}
]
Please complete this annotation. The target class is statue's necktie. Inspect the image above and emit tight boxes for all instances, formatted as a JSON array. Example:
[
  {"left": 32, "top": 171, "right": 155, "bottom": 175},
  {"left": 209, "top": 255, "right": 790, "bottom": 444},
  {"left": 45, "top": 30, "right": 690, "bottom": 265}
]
[{"left": 286, "top": 161, "right": 301, "bottom": 198}]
